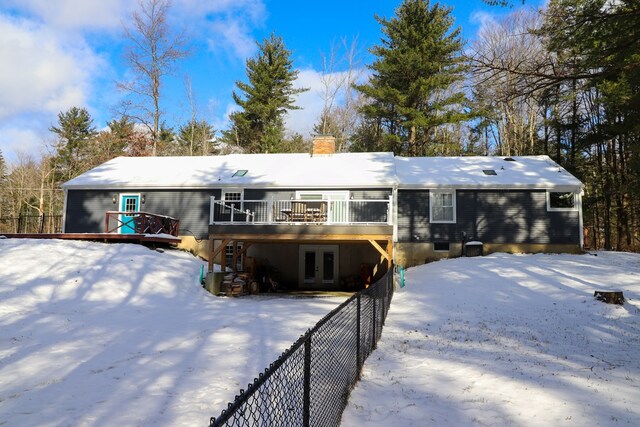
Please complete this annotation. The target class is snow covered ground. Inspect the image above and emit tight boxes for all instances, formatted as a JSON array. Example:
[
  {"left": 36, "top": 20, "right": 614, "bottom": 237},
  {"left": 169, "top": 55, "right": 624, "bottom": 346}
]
[
  {"left": 342, "top": 252, "right": 640, "bottom": 426},
  {"left": 0, "top": 239, "right": 346, "bottom": 426},
  {"left": 2, "top": 239, "right": 639, "bottom": 427}
]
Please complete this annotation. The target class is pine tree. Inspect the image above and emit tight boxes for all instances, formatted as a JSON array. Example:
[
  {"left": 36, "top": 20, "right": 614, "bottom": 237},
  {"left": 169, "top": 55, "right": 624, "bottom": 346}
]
[
  {"left": 223, "top": 33, "right": 308, "bottom": 153},
  {"left": 177, "top": 119, "right": 215, "bottom": 156},
  {"left": 355, "top": 0, "right": 472, "bottom": 156},
  {"left": 0, "top": 149, "right": 6, "bottom": 181},
  {"left": 49, "top": 107, "right": 98, "bottom": 180}
]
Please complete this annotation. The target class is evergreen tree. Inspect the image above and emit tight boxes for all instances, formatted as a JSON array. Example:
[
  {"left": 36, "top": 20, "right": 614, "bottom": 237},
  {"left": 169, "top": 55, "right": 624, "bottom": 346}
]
[
  {"left": 177, "top": 119, "right": 215, "bottom": 155},
  {"left": 0, "top": 149, "right": 6, "bottom": 181},
  {"left": 223, "top": 33, "right": 308, "bottom": 153},
  {"left": 355, "top": 0, "right": 472, "bottom": 156},
  {"left": 49, "top": 107, "right": 98, "bottom": 180}
]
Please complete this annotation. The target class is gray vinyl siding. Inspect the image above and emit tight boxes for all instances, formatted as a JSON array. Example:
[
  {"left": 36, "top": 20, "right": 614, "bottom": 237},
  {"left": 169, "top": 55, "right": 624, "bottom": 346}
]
[
  {"left": 65, "top": 189, "right": 218, "bottom": 238},
  {"left": 244, "top": 188, "right": 391, "bottom": 200},
  {"left": 65, "top": 187, "right": 392, "bottom": 236},
  {"left": 397, "top": 189, "right": 580, "bottom": 245}
]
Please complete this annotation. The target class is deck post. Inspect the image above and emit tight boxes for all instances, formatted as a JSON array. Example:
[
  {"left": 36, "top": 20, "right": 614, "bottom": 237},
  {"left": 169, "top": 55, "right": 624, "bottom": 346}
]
[
  {"left": 208, "top": 239, "right": 215, "bottom": 273},
  {"left": 209, "top": 196, "right": 215, "bottom": 224}
]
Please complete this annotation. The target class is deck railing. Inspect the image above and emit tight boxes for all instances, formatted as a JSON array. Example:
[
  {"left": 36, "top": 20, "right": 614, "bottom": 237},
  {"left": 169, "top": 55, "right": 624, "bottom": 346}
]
[
  {"left": 105, "top": 211, "right": 180, "bottom": 236},
  {"left": 210, "top": 196, "right": 392, "bottom": 225}
]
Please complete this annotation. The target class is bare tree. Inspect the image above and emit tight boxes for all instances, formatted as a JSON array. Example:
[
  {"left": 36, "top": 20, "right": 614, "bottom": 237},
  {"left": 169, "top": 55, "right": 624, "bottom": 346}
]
[
  {"left": 469, "top": 9, "right": 550, "bottom": 155},
  {"left": 118, "top": 0, "right": 188, "bottom": 156},
  {"left": 315, "top": 37, "right": 364, "bottom": 152}
]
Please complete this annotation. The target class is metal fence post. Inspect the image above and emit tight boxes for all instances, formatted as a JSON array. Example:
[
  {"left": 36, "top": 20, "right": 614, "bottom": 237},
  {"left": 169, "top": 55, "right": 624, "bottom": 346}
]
[
  {"left": 303, "top": 335, "right": 311, "bottom": 427},
  {"left": 356, "top": 294, "right": 361, "bottom": 372},
  {"left": 372, "top": 295, "right": 377, "bottom": 347}
]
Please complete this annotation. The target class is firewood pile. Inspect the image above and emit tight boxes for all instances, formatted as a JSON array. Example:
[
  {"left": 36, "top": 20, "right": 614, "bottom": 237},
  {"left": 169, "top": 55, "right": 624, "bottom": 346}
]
[
  {"left": 222, "top": 273, "right": 249, "bottom": 296},
  {"left": 222, "top": 273, "right": 260, "bottom": 296}
]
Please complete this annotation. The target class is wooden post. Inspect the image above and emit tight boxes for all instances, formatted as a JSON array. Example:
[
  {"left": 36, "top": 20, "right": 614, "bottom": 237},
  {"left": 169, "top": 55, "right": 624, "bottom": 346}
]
[
  {"left": 207, "top": 239, "right": 215, "bottom": 273},
  {"left": 231, "top": 241, "right": 238, "bottom": 272}
]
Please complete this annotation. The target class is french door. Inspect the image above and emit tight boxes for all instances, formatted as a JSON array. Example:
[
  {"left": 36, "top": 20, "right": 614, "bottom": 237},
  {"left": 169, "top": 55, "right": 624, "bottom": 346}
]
[{"left": 299, "top": 245, "right": 339, "bottom": 287}]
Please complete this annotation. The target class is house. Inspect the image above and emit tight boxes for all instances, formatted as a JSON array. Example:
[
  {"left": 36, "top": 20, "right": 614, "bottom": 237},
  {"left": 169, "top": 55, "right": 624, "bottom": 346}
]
[{"left": 62, "top": 137, "right": 583, "bottom": 290}]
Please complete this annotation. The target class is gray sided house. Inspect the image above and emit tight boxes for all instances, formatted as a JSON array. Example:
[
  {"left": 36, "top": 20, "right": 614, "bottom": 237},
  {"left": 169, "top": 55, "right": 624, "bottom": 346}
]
[{"left": 62, "top": 141, "right": 583, "bottom": 290}]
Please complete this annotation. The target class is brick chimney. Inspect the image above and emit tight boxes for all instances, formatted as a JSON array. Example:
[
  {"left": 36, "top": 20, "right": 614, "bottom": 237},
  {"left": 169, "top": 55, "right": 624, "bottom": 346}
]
[{"left": 311, "top": 135, "right": 336, "bottom": 155}]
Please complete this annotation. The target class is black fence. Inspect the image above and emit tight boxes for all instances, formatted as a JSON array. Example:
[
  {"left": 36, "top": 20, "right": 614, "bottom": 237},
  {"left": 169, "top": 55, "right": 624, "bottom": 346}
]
[
  {"left": 0, "top": 214, "right": 63, "bottom": 234},
  {"left": 209, "top": 267, "right": 394, "bottom": 427}
]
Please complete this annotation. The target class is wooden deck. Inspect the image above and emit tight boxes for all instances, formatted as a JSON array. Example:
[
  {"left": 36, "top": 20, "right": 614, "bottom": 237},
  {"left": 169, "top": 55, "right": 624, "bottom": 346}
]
[{"left": 0, "top": 233, "right": 181, "bottom": 245}]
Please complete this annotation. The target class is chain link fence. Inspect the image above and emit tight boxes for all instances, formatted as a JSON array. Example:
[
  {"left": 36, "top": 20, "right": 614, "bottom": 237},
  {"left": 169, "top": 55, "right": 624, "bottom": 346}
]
[{"left": 209, "top": 267, "right": 395, "bottom": 427}]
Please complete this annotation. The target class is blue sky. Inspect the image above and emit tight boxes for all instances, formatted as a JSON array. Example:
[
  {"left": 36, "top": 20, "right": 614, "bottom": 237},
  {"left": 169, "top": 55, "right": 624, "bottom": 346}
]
[{"left": 0, "top": 0, "right": 542, "bottom": 163}]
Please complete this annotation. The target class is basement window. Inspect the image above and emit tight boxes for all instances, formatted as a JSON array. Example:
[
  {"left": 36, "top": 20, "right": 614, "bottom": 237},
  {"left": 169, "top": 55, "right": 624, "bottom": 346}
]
[
  {"left": 547, "top": 191, "right": 577, "bottom": 211},
  {"left": 433, "top": 242, "right": 450, "bottom": 252},
  {"left": 482, "top": 169, "right": 497, "bottom": 176}
]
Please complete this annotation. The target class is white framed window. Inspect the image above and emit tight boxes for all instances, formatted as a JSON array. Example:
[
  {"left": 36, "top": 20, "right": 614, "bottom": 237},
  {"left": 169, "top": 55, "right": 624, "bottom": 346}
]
[
  {"left": 222, "top": 189, "right": 243, "bottom": 213},
  {"left": 225, "top": 242, "right": 243, "bottom": 271},
  {"left": 430, "top": 190, "right": 456, "bottom": 223},
  {"left": 547, "top": 191, "right": 577, "bottom": 211}
]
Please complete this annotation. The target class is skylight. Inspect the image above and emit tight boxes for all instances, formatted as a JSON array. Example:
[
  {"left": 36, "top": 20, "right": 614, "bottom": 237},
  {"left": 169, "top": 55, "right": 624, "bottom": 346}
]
[
  {"left": 482, "top": 169, "right": 497, "bottom": 176},
  {"left": 232, "top": 170, "right": 248, "bottom": 177}
]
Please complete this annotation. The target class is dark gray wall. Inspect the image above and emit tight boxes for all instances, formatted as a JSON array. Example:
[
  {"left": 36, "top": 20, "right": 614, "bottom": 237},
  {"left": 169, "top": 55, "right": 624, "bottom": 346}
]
[
  {"left": 65, "top": 187, "right": 392, "bottom": 237},
  {"left": 397, "top": 189, "right": 580, "bottom": 245},
  {"left": 244, "top": 188, "right": 391, "bottom": 200},
  {"left": 65, "top": 189, "right": 220, "bottom": 238}
]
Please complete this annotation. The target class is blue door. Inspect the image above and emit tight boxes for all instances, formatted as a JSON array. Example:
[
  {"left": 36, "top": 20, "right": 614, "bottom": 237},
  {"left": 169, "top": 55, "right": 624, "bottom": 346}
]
[{"left": 119, "top": 195, "right": 140, "bottom": 234}]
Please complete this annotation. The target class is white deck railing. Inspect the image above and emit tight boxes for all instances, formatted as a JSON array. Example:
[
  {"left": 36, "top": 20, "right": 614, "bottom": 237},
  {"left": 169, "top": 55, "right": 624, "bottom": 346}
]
[{"left": 210, "top": 196, "right": 392, "bottom": 225}]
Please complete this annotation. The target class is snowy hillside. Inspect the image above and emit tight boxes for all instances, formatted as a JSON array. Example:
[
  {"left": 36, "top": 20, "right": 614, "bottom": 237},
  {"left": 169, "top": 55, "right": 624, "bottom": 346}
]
[
  {"left": 0, "top": 239, "right": 346, "bottom": 426},
  {"left": 341, "top": 252, "right": 640, "bottom": 426}
]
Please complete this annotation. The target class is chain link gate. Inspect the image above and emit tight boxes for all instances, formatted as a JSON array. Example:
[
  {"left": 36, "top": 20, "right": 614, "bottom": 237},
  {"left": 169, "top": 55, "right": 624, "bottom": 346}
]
[{"left": 209, "top": 266, "right": 394, "bottom": 427}]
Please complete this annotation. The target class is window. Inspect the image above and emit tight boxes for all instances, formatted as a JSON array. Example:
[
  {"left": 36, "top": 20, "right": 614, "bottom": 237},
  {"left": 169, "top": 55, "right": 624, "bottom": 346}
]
[
  {"left": 222, "top": 189, "right": 243, "bottom": 213},
  {"left": 433, "top": 242, "right": 450, "bottom": 252},
  {"left": 547, "top": 191, "right": 577, "bottom": 211},
  {"left": 430, "top": 190, "right": 456, "bottom": 223},
  {"left": 225, "top": 242, "right": 243, "bottom": 271}
]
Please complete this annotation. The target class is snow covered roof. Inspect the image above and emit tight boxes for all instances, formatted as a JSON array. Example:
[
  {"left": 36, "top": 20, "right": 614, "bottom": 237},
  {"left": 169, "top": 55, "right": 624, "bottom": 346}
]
[
  {"left": 62, "top": 152, "right": 398, "bottom": 189},
  {"left": 395, "top": 155, "right": 583, "bottom": 190},
  {"left": 63, "top": 153, "right": 583, "bottom": 191}
]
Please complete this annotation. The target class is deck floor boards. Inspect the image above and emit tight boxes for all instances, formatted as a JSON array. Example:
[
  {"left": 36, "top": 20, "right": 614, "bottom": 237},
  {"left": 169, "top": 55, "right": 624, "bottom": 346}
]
[{"left": 0, "top": 233, "right": 181, "bottom": 245}]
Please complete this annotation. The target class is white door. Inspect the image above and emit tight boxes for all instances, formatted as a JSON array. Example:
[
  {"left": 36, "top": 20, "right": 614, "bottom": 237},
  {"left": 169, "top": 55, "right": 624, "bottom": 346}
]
[
  {"left": 296, "top": 191, "right": 349, "bottom": 223},
  {"left": 299, "top": 245, "right": 339, "bottom": 287}
]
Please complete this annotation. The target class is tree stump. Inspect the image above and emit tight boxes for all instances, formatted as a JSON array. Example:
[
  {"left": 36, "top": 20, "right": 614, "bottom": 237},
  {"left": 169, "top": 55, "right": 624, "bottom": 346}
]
[{"left": 594, "top": 290, "right": 625, "bottom": 305}]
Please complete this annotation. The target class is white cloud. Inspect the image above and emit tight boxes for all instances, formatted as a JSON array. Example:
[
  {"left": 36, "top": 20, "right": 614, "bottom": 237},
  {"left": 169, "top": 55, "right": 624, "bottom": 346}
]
[
  {"left": 207, "top": 19, "right": 257, "bottom": 60},
  {"left": 0, "top": 15, "right": 105, "bottom": 121},
  {"left": 470, "top": 10, "right": 498, "bottom": 35},
  {"left": 284, "top": 68, "right": 326, "bottom": 137},
  {"left": 4, "top": 0, "right": 133, "bottom": 32},
  {"left": 0, "top": 124, "right": 50, "bottom": 164},
  {"left": 175, "top": 0, "right": 267, "bottom": 61},
  {"left": 285, "top": 67, "right": 368, "bottom": 138}
]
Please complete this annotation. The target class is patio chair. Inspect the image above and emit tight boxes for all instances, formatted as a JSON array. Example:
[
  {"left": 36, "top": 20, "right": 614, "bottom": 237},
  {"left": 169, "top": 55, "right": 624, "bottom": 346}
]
[{"left": 290, "top": 201, "right": 307, "bottom": 221}]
